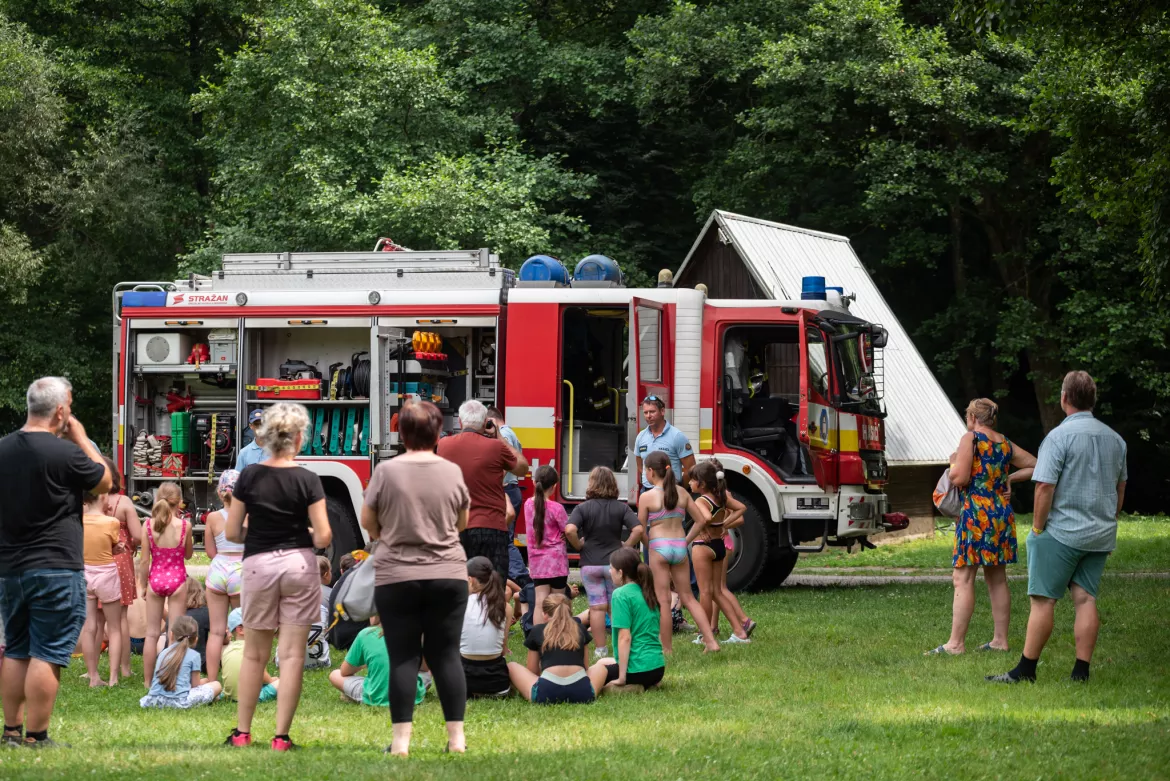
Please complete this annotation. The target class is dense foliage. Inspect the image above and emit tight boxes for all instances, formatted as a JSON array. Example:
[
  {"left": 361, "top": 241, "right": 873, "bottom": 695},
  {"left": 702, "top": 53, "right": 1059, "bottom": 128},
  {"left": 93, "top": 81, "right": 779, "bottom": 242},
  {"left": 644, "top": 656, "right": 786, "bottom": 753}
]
[{"left": 1, "top": 0, "right": 1166, "bottom": 507}]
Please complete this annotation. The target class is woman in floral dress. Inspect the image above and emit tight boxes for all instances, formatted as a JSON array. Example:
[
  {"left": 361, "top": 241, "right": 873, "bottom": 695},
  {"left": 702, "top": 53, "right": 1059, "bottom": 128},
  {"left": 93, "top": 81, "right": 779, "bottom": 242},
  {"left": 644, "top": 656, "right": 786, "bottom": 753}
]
[{"left": 927, "top": 399, "right": 1035, "bottom": 656}]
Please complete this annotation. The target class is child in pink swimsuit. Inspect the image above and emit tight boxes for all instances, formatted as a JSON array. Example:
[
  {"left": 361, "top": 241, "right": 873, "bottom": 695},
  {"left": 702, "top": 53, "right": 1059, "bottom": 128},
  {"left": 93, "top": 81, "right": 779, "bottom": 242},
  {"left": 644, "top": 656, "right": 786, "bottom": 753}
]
[{"left": 140, "top": 482, "right": 193, "bottom": 688}]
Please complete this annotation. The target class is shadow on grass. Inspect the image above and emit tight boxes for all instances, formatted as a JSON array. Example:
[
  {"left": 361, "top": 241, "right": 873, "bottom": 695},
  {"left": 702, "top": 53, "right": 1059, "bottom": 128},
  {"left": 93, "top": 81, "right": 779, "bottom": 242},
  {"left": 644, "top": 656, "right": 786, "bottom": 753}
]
[{"left": 3, "top": 712, "right": 1167, "bottom": 781}]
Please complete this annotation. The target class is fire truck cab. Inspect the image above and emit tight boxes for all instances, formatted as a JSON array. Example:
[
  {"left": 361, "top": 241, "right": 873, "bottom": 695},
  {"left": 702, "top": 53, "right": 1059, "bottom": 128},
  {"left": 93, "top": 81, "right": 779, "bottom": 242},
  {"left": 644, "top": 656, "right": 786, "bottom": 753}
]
[{"left": 113, "top": 246, "right": 904, "bottom": 588}]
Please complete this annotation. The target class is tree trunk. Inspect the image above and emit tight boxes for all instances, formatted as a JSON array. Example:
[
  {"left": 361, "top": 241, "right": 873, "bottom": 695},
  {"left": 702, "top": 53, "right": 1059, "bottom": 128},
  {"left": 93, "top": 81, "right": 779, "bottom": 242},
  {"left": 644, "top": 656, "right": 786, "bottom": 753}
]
[
  {"left": 950, "top": 201, "right": 980, "bottom": 401},
  {"left": 977, "top": 204, "right": 1063, "bottom": 430}
]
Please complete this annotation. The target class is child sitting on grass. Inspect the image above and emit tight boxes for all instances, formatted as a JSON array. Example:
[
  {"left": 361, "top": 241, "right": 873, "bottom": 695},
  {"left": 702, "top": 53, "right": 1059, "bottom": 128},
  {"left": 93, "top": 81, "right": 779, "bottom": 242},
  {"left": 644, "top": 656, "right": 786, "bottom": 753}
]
[
  {"left": 139, "top": 615, "right": 221, "bottom": 709},
  {"left": 220, "top": 608, "right": 278, "bottom": 702},
  {"left": 329, "top": 615, "right": 425, "bottom": 708}
]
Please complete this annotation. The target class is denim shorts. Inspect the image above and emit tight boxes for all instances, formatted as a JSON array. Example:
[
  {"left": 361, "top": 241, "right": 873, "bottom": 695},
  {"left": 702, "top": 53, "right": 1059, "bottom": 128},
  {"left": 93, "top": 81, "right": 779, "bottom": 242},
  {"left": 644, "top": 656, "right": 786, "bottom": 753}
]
[{"left": 0, "top": 569, "right": 87, "bottom": 667}]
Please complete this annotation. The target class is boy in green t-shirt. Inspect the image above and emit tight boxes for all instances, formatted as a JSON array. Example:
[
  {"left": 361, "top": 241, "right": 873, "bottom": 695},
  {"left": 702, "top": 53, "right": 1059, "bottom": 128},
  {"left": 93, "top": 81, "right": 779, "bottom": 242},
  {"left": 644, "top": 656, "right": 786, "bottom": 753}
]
[
  {"left": 328, "top": 616, "right": 426, "bottom": 707},
  {"left": 219, "top": 608, "right": 279, "bottom": 702}
]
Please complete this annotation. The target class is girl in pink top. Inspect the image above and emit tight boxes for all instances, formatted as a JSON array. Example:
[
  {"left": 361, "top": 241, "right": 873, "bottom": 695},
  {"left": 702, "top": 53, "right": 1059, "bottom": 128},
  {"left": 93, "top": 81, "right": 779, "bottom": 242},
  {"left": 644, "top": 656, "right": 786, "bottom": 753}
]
[{"left": 524, "top": 466, "right": 569, "bottom": 624}]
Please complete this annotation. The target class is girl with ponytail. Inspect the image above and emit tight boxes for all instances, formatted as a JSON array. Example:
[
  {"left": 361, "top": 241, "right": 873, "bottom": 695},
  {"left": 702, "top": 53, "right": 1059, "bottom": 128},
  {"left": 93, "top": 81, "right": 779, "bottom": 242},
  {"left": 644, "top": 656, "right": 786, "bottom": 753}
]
[
  {"left": 139, "top": 481, "right": 193, "bottom": 688},
  {"left": 639, "top": 451, "right": 720, "bottom": 654},
  {"left": 139, "top": 615, "right": 222, "bottom": 709},
  {"left": 523, "top": 466, "right": 569, "bottom": 624},
  {"left": 507, "top": 593, "right": 610, "bottom": 704},
  {"left": 688, "top": 460, "right": 754, "bottom": 643},
  {"left": 596, "top": 547, "right": 666, "bottom": 692},
  {"left": 460, "top": 557, "right": 513, "bottom": 697}
]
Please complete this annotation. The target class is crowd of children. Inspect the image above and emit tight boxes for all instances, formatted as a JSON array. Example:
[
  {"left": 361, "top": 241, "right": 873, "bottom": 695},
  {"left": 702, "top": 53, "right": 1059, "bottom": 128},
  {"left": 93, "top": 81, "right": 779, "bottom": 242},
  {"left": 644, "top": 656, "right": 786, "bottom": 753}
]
[{"left": 73, "top": 454, "right": 757, "bottom": 722}]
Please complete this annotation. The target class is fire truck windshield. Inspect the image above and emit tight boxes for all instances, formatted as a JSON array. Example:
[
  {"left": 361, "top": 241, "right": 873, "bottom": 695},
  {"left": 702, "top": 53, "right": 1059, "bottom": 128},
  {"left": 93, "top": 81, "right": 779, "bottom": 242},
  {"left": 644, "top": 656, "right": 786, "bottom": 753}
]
[{"left": 830, "top": 324, "right": 882, "bottom": 414}]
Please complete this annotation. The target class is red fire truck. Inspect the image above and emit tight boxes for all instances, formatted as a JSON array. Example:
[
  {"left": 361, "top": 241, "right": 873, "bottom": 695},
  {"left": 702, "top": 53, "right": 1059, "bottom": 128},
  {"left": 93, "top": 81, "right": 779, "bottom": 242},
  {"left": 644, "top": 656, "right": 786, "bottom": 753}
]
[{"left": 112, "top": 246, "right": 905, "bottom": 589}]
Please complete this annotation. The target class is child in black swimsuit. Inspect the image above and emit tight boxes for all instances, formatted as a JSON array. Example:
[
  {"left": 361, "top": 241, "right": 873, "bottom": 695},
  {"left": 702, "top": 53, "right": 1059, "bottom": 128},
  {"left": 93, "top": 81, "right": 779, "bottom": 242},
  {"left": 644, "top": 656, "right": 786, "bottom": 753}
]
[{"left": 687, "top": 461, "right": 755, "bottom": 643}]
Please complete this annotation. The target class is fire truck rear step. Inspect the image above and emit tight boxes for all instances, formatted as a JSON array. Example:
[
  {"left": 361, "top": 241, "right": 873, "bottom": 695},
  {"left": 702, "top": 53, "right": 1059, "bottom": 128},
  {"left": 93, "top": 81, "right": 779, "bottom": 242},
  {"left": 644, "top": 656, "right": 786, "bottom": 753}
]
[{"left": 785, "top": 515, "right": 833, "bottom": 553}]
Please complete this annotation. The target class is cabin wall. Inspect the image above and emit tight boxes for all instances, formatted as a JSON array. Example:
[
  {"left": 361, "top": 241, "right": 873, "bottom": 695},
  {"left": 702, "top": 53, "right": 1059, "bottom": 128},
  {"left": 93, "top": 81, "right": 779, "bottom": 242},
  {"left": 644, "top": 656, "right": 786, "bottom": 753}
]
[
  {"left": 879, "top": 463, "right": 941, "bottom": 542},
  {"left": 675, "top": 229, "right": 766, "bottom": 299}
]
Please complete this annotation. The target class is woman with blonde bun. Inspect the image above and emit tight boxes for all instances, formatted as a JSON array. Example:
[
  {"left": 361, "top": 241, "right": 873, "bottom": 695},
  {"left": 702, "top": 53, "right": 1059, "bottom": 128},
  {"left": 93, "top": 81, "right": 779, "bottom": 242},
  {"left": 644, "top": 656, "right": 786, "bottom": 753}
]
[{"left": 223, "top": 402, "right": 332, "bottom": 751}]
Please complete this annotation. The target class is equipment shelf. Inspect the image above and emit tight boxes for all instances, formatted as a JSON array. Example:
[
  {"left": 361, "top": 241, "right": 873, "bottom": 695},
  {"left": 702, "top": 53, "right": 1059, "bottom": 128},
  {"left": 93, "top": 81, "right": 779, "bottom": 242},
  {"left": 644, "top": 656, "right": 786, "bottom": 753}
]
[
  {"left": 400, "top": 359, "right": 451, "bottom": 376},
  {"left": 295, "top": 455, "right": 370, "bottom": 461},
  {"left": 130, "top": 476, "right": 218, "bottom": 482},
  {"left": 249, "top": 399, "right": 370, "bottom": 406},
  {"left": 134, "top": 364, "right": 236, "bottom": 375}
]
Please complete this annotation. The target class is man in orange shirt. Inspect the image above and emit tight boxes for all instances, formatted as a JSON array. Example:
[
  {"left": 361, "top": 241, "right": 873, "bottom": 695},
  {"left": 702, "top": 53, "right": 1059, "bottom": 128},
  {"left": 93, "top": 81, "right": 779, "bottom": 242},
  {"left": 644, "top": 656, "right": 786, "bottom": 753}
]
[{"left": 437, "top": 400, "right": 528, "bottom": 581}]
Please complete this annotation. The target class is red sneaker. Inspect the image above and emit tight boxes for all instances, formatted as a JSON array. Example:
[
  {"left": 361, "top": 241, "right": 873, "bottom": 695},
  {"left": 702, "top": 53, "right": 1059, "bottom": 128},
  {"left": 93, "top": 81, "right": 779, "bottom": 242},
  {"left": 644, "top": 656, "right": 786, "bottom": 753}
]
[
  {"left": 271, "top": 736, "right": 296, "bottom": 752},
  {"left": 224, "top": 729, "right": 251, "bottom": 748}
]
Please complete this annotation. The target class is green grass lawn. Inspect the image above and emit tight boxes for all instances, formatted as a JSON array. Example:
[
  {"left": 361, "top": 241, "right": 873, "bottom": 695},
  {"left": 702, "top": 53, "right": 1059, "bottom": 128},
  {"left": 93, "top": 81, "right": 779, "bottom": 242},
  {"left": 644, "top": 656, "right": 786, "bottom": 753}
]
[
  {"left": 796, "top": 515, "right": 1170, "bottom": 572},
  {"left": 2, "top": 570, "right": 1167, "bottom": 778}
]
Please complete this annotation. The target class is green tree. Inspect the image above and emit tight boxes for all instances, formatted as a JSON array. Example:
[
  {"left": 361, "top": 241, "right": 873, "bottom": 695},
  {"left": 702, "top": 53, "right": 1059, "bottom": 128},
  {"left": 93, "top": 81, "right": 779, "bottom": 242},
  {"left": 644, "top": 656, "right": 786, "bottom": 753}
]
[
  {"left": 955, "top": 0, "right": 1170, "bottom": 294},
  {"left": 627, "top": 0, "right": 1170, "bottom": 490},
  {"left": 189, "top": 0, "right": 591, "bottom": 268},
  {"left": 386, "top": 0, "right": 689, "bottom": 278}
]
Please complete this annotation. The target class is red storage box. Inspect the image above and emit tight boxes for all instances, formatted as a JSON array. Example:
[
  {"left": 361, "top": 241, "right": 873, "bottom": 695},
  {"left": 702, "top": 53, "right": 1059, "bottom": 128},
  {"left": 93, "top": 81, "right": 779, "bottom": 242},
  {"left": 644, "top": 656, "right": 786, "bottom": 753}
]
[{"left": 248, "top": 379, "right": 323, "bottom": 400}]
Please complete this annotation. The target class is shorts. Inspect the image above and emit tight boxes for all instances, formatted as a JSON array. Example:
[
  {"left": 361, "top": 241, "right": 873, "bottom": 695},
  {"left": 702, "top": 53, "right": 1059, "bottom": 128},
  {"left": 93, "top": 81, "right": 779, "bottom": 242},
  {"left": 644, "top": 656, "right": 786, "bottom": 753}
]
[
  {"left": 649, "top": 537, "right": 688, "bottom": 566},
  {"left": 581, "top": 565, "right": 615, "bottom": 607},
  {"left": 340, "top": 675, "right": 366, "bottom": 703},
  {"left": 206, "top": 554, "right": 243, "bottom": 596},
  {"left": 0, "top": 569, "right": 87, "bottom": 668},
  {"left": 460, "top": 528, "right": 510, "bottom": 582},
  {"left": 85, "top": 563, "right": 122, "bottom": 605},
  {"left": 462, "top": 655, "right": 511, "bottom": 696},
  {"left": 692, "top": 537, "right": 720, "bottom": 561},
  {"left": 532, "top": 575, "right": 569, "bottom": 591},
  {"left": 139, "top": 683, "right": 218, "bottom": 709},
  {"left": 241, "top": 548, "right": 320, "bottom": 630},
  {"left": 130, "top": 637, "right": 145, "bottom": 655},
  {"left": 604, "top": 664, "right": 665, "bottom": 689},
  {"left": 1027, "top": 531, "right": 1110, "bottom": 599},
  {"left": 531, "top": 669, "right": 595, "bottom": 704}
]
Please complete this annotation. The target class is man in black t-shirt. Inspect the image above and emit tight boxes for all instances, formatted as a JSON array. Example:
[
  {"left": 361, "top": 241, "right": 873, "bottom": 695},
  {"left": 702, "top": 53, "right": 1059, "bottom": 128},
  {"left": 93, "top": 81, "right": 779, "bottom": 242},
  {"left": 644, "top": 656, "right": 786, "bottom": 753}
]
[{"left": 0, "top": 377, "right": 110, "bottom": 749}]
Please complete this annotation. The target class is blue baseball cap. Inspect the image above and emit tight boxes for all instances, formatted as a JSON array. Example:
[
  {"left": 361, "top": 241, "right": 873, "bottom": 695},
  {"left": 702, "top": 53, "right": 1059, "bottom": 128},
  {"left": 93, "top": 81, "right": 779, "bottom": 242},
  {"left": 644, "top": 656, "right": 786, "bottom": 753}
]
[
  {"left": 249, "top": 409, "right": 264, "bottom": 424},
  {"left": 227, "top": 607, "right": 244, "bottom": 634}
]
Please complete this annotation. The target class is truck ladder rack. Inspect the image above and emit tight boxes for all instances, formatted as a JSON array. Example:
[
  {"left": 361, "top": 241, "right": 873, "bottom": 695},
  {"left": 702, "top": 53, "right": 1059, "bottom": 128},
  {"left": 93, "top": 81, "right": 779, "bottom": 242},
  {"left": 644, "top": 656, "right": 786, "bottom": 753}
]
[{"left": 220, "top": 248, "right": 498, "bottom": 273}]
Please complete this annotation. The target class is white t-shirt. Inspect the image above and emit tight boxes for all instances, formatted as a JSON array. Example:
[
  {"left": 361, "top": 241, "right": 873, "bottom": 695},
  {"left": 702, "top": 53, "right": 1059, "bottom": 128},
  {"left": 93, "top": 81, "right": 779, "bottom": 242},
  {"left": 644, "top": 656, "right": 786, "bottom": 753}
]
[{"left": 460, "top": 593, "right": 505, "bottom": 656}]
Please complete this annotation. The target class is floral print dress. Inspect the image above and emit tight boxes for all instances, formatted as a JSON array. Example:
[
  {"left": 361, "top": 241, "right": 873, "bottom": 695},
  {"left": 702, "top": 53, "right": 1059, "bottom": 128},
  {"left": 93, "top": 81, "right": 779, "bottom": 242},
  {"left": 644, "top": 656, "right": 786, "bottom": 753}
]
[{"left": 953, "top": 432, "right": 1017, "bottom": 567}]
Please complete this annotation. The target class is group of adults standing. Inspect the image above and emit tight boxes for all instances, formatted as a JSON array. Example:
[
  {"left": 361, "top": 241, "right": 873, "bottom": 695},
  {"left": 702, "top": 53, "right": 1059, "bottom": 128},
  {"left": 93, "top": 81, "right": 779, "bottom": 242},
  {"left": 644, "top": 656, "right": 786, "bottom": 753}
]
[{"left": 934, "top": 370, "right": 1128, "bottom": 685}]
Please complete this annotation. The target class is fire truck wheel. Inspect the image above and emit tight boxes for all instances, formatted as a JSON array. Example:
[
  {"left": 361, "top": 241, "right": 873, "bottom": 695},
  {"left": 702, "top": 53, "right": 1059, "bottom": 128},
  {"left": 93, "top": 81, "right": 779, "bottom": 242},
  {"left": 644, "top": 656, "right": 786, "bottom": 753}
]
[
  {"left": 752, "top": 545, "right": 799, "bottom": 591},
  {"left": 322, "top": 495, "right": 359, "bottom": 578},
  {"left": 725, "top": 496, "right": 771, "bottom": 593}
]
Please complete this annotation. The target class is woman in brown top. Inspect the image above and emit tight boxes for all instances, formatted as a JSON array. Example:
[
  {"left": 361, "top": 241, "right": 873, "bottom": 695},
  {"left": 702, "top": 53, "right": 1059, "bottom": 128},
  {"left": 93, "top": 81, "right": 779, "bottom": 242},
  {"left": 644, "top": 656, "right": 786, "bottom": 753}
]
[{"left": 363, "top": 400, "right": 470, "bottom": 757}]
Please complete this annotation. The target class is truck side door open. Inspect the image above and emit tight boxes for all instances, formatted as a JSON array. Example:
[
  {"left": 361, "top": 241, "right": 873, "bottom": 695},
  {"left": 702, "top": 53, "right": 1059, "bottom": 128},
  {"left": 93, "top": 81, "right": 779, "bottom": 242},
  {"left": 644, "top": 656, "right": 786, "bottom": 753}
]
[
  {"left": 630, "top": 298, "right": 669, "bottom": 422},
  {"left": 720, "top": 322, "right": 816, "bottom": 485},
  {"left": 799, "top": 313, "right": 838, "bottom": 491},
  {"left": 558, "top": 305, "right": 628, "bottom": 498}
]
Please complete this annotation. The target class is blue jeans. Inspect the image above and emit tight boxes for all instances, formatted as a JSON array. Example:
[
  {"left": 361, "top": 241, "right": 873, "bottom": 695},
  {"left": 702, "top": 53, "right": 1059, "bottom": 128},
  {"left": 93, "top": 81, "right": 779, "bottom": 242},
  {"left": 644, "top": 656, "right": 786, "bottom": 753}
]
[
  {"left": 504, "top": 484, "right": 529, "bottom": 582},
  {"left": 0, "top": 569, "right": 87, "bottom": 667}
]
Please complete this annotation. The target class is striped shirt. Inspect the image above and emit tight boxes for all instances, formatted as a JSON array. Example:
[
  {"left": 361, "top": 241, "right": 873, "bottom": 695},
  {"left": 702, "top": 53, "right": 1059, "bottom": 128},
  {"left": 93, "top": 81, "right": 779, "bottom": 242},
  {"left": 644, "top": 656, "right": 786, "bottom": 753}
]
[{"left": 1033, "top": 412, "right": 1127, "bottom": 552}]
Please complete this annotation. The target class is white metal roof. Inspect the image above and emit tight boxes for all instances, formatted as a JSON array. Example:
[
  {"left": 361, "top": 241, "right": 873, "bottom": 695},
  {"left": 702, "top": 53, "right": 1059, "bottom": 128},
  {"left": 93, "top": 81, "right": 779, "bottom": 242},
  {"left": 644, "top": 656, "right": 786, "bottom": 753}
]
[{"left": 678, "top": 210, "right": 965, "bottom": 465}]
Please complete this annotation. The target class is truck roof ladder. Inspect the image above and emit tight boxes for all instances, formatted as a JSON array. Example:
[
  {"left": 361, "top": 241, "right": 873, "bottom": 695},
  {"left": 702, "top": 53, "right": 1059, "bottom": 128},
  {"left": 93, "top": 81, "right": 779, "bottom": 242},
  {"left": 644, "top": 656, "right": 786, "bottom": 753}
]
[{"left": 219, "top": 248, "right": 498, "bottom": 274}]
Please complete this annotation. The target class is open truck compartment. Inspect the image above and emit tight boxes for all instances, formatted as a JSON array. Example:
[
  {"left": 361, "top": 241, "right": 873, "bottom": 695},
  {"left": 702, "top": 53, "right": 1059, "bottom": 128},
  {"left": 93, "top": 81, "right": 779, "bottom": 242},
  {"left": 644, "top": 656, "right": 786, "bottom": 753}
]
[
  {"left": 115, "top": 249, "right": 509, "bottom": 551},
  {"left": 123, "top": 318, "right": 241, "bottom": 541}
]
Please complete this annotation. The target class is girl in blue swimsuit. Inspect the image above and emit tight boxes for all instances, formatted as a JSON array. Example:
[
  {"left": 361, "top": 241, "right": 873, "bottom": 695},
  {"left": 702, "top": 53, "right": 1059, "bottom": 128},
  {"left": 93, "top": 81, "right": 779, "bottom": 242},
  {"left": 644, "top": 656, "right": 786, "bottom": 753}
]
[{"left": 638, "top": 451, "right": 720, "bottom": 654}]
